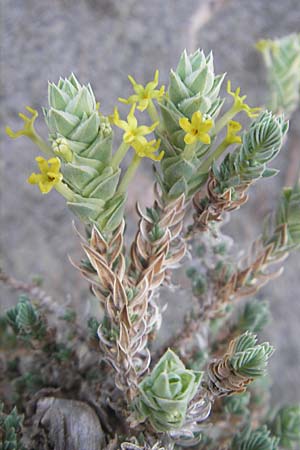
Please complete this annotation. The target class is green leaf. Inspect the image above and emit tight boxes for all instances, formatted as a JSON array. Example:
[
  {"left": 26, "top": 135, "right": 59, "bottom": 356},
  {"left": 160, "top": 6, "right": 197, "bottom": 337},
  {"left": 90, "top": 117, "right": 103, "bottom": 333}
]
[
  {"left": 270, "top": 405, "right": 300, "bottom": 449},
  {"left": 232, "top": 425, "right": 279, "bottom": 450}
]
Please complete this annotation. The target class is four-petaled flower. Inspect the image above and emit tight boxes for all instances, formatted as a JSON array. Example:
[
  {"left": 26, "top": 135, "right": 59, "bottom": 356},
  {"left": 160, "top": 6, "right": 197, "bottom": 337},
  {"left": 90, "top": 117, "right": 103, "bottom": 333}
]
[
  {"left": 119, "top": 70, "right": 165, "bottom": 111},
  {"left": 225, "top": 120, "right": 242, "bottom": 145},
  {"left": 179, "top": 111, "right": 213, "bottom": 145},
  {"left": 111, "top": 104, "right": 158, "bottom": 145},
  {"left": 227, "top": 80, "right": 261, "bottom": 118},
  {"left": 28, "top": 156, "right": 63, "bottom": 194},
  {"left": 132, "top": 137, "right": 164, "bottom": 161},
  {"left": 5, "top": 106, "right": 38, "bottom": 139}
]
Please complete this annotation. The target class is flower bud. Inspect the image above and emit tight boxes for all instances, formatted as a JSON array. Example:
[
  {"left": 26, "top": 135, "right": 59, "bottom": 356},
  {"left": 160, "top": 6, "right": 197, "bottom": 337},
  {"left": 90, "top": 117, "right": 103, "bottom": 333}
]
[{"left": 52, "top": 137, "right": 73, "bottom": 163}]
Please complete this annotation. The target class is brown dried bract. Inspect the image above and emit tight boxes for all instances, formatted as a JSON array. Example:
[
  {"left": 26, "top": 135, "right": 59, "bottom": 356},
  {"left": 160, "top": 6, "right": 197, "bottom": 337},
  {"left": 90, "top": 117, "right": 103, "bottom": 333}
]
[
  {"left": 206, "top": 339, "right": 252, "bottom": 397},
  {"left": 129, "top": 188, "right": 186, "bottom": 289},
  {"left": 217, "top": 224, "right": 289, "bottom": 305},
  {"left": 192, "top": 171, "right": 249, "bottom": 233}
]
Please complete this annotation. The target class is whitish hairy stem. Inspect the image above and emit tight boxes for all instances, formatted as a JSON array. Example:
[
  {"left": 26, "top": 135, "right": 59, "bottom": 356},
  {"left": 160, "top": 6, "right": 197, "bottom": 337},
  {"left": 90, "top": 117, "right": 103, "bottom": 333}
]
[
  {"left": 73, "top": 187, "right": 188, "bottom": 402},
  {"left": 216, "top": 224, "right": 289, "bottom": 304},
  {"left": 129, "top": 186, "right": 186, "bottom": 287},
  {"left": 0, "top": 270, "right": 70, "bottom": 321},
  {"left": 159, "top": 224, "right": 289, "bottom": 361},
  {"left": 0, "top": 270, "right": 52, "bottom": 304},
  {"left": 190, "top": 170, "right": 249, "bottom": 236},
  {"left": 73, "top": 221, "right": 154, "bottom": 402},
  {"left": 128, "top": 187, "right": 186, "bottom": 340}
]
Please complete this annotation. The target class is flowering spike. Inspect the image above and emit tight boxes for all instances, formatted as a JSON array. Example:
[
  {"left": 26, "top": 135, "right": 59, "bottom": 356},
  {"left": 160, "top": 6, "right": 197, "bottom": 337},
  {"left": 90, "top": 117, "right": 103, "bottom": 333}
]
[
  {"left": 157, "top": 49, "right": 225, "bottom": 199},
  {"left": 256, "top": 34, "right": 300, "bottom": 117},
  {"left": 118, "top": 70, "right": 165, "bottom": 111},
  {"left": 28, "top": 156, "right": 63, "bottom": 194},
  {"left": 179, "top": 111, "right": 213, "bottom": 145}
]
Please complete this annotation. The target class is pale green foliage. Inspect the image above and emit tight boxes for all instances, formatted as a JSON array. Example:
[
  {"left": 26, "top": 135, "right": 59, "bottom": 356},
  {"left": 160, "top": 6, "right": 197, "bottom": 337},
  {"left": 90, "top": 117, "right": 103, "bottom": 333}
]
[
  {"left": 270, "top": 405, "right": 300, "bottom": 449},
  {"left": 238, "top": 300, "right": 270, "bottom": 333},
  {"left": 157, "top": 49, "right": 224, "bottom": 199},
  {"left": 44, "top": 74, "right": 125, "bottom": 231},
  {"left": 230, "top": 332, "right": 274, "bottom": 378},
  {"left": 223, "top": 391, "right": 250, "bottom": 416},
  {"left": 232, "top": 425, "right": 279, "bottom": 450},
  {"left": 6, "top": 295, "right": 46, "bottom": 341},
  {"left": 135, "top": 349, "right": 202, "bottom": 432},
  {"left": 264, "top": 180, "right": 300, "bottom": 251},
  {"left": 274, "top": 182, "right": 300, "bottom": 247},
  {"left": 214, "top": 111, "right": 288, "bottom": 192},
  {"left": 87, "top": 316, "right": 100, "bottom": 340},
  {"left": 257, "top": 34, "right": 300, "bottom": 116},
  {"left": 0, "top": 315, "right": 17, "bottom": 350},
  {"left": 0, "top": 403, "right": 25, "bottom": 450}
]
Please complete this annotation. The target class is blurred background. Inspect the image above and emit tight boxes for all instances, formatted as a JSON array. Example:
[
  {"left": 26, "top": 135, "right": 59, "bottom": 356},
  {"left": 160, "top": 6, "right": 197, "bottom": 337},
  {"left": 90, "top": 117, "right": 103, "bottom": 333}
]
[{"left": 1, "top": 0, "right": 300, "bottom": 405}]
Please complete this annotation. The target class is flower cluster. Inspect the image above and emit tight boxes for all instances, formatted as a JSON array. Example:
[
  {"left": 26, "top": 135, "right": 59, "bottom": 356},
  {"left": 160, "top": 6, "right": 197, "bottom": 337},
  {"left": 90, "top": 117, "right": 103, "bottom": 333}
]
[{"left": 111, "top": 71, "right": 165, "bottom": 162}]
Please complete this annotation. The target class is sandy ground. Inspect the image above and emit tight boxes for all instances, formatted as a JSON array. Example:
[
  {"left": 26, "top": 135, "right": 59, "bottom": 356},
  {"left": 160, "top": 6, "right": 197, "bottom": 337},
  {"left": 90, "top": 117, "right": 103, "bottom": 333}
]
[{"left": 1, "top": 0, "right": 300, "bottom": 405}]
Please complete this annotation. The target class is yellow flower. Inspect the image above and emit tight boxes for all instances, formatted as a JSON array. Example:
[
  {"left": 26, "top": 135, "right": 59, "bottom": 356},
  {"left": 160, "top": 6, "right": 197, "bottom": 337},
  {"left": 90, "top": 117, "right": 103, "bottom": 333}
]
[
  {"left": 179, "top": 111, "right": 213, "bottom": 145},
  {"left": 111, "top": 104, "right": 158, "bottom": 145},
  {"left": 132, "top": 137, "right": 164, "bottom": 161},
  {"left": 6, "top": 106, "right": 38, "bottom": 139},
  {"left": 227, "top": 80, "right": 261, "bottom": 118},
  {"left": 225, "top": 120, "right": 242, "bottom": 144},
  {"left": 28, "top": 156, "right": 63, "bottom": 194},
  {"left": 119, "top": 70, "right": 165, "bottom": 111}
]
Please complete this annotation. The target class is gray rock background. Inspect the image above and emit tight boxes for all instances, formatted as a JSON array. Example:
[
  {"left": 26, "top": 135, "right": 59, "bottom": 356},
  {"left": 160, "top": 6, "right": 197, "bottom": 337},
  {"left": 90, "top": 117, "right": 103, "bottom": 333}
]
[{"left": 1, "top": 0, "right": 300, "bottom": 405}]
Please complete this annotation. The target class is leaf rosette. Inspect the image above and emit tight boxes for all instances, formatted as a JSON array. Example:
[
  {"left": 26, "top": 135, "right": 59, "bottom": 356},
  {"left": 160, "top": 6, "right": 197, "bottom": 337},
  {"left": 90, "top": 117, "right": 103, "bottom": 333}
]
[{"left": 136, "top": 349, "right": 202, "bottom": 432}]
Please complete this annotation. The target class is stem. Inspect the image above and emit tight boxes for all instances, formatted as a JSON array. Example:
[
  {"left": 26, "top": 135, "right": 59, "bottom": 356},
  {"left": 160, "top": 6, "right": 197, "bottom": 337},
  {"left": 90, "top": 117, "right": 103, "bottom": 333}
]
[
  {"left": 147, "top": 100, "right": 164, "bottom": 134},
  {"left": 117, "top": 154, "right": 142, "bottom": 193},
  {"left": 182, "top": 142, "right": 197, "bottom": 160},
  {"left": 214, "top": 106, "right": 238, "bottom": 135},
  {"left": 111, "top": 141, "right": 130, "bottom": 169},
  {"left": 147, "top": 100, "right": 160, "bottom": 123},
  {"left": 31, "top": 133, "right": 54, "bottom": 157},
  {"left": 199, "top": 140, "right": 229, "bottom": 174},
  {"left": 55, "top": 181, "right": 75, "bottom": 201}
]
